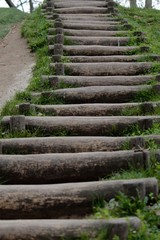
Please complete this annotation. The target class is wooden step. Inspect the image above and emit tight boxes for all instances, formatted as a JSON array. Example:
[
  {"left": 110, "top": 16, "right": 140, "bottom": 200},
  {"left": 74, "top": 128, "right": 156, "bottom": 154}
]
[
  {"left": 54, "top": 1, "right": 108, "bottom": 8},
  {"left": 61, "top": 55, "right": 160, "bottom": 63},
  {"left": 62, "top": 36, "right": 130, "bottom": 46},
  {"left": 0, "top": 150, "right": 149, "bottom": 184},
  {"left": 50, "top": 62, "right": 152, "bottom": 76},
  {"left": 56, "top": 22, "right": 121, "bottom": 30},
  {"left": 2, "top": 115, "right": 157, "bottom": 136},
  {"left": 54, "top": 7, "right": 108, "bottom": 14},
  {"left": 18, "top": 102, "right": 160, "bottom": 116},
  {"left": 0, "top": 136, "right": 146, "bottom": 154},
  {"left": 58, "top": 14, "right": 118, "bottom": 21},
  {"left": 51, "top": 45, "right": 147, "bottom": 56},
  {"left": 62, "top": 20, "right": 120, "bottom": 25},
  {"left": 42, "top": 75, "right": 157, "bottom": 86},
  {"left": 0, "top": 218, "right": 141, "bottom": 240},
  {"left": 0, "top": 178, "right": 157, "bottom": 219},
  {"left": 48, "top": 28, "right": 128, "bottom": 36},
  {"left": 34, "top": 85, "right": 151, "bottom": 103}
]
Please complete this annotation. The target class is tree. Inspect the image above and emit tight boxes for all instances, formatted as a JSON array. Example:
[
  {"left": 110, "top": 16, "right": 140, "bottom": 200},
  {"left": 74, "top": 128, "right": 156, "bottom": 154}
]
[
  {"left": 129, "top": 0, "right": 137, "bottom": 8},
  {"left": 5, "top": 0, "right": 35, "bottom": 12},
  {"left": 145, "top": 0, "right": 152, "bottom": 8},
  {"left": 5, "top": 0, "right": 16, "bottom": 8},
  {"left": 29, "top": 0, "right": 34, "bottom": 12}
]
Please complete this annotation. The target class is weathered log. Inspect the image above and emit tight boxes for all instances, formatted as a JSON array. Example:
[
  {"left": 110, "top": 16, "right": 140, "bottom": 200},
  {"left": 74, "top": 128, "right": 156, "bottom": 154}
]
[
  {"left": 58, "top": 14, "right": 119, "bottom": 21},
  {"left": 48, "top": 28, "right": 128, "bottom": 36},
  {"left": 42, "top": 75, "right": 156, "bottom": 86},
  {"left": 18, "top": 102, "right": 160, "bottom": 116},
  {"left": 0, "top": 150, "right": 149, "bottom": 184},
  {"left": 64, "top": 55, "right": 160, "bottom": 63},
  {"left": 62, "top": 45, "right": 141, "bottom": 56},
  {"left": 0, "top": 178, "right": 157, "bottom": 219},
  {"left": 2, "top": 115, "right": 157, "bottom": 136},
  {"left": 59, "top": 17, "right": 121, "bottom": 25},
  {"left": 0, "top": 218, "right": 141, "bottom": 240},
  {"left": 63, "top": 36, "right": 130, "bottom": 46},
  {"left": 0, "top": 136, "right": 146, "bottom": 154},
  {"left": 50, "top": 62, "right": 152, "bottom": 76},
  {"left": 62, "top": 22, "right": 120, "bottom": 30},
  {"left": 35, "top": 85, "right": 151, "bottom": 103},
  {"left": 54, "top": 7, "right": 108, "bottom": 14},
  {"left": 54, "top": 1, "right": 107, "bottom": 8},
  {"left": 61, "top": 20, "right": 120, "bottom": 25}
]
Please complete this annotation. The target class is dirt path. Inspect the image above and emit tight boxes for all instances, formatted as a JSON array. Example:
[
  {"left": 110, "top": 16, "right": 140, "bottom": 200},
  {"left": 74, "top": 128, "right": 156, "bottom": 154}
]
[{"left": 0, "top": 24, "right": 35, "bottom": 110}]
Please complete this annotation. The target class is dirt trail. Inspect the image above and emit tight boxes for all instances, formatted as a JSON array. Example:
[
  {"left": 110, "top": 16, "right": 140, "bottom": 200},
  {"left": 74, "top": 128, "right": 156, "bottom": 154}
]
[{"left": 0, "top": 24, "right": 34, "bottom": 110}]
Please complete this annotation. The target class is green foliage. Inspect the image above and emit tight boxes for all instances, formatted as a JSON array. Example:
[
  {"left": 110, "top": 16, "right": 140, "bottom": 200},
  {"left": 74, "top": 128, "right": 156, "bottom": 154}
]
[
  {"left": 21, "top": 7, "right": 49, "bottom": 51},
  {"left": 110, "top": 169, "right": 148, "bottom": 181},
  {"left": 21, "top": 7, "right": 53, "bottom": 91},
  {"left": 0, "top": 91, "right": 31, "bottom": 116},
  {"left": 94, "top": 193, "right": 160, "bottom": 240},
  {"left": 27, "top": 46, "right": 53, "bottom": 91},
  {"left": 0, "top": 8, "right": 26, "bottom": 38}
]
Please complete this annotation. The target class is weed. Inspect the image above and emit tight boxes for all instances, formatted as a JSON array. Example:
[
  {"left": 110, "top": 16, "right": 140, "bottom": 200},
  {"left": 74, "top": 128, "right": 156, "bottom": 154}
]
[
  {"left": 21, "top": 7, "right": 50, "bottom": 51},
  {"left": 93, "top": 192, "right": 160, "bottom": 239},
  {"left": 64, "top": 37, "right": 74, "bottom": 45},
  {"left": 56, "top": 80, "right": 80, "bottom": 89},
  {"left": 32, "top": 92, "right": 64, "bottom": 105},
  {"left": 61, "top": 56, "right": 71, "bottom": 63}
]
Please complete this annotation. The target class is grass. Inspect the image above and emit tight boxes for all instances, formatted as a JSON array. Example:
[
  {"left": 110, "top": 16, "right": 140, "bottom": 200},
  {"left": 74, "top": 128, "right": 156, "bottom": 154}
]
[
  {"left": 0, "top": 8, "right": 26, "bottom": 38},
  {"left": 93, "top": 192, "right": 160, "bottom": 239}
]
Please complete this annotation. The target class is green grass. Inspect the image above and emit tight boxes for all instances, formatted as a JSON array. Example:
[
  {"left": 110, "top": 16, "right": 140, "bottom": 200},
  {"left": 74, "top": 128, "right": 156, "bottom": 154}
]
[
  {"left": 118, "top": 6, "right": 160, "bottom": 55},
  {"left": 0, "top": 8, "right": 26, "bottom": 38},
  {"left": 93, "top": 192, "right": 160, "bottom": 239}
]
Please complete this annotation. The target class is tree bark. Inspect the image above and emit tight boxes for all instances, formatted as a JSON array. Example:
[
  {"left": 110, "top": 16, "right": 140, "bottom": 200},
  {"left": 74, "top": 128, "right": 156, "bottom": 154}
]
[
  {"left": 5, "top": 0, "right": 16, "bottom": 8},
  {"left": 130, "top": 0, "right": 137, "bottom": 8},
  {"left": 145, "top": 0, "right": 152, "bottom": 8},
  {"left": 29, "top": 0, "right": 34, "bottom": 12}
]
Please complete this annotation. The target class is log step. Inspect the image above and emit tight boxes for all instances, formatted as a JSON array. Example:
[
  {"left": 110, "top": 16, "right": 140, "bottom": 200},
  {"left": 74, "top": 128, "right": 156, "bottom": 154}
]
[
  {"left": 2, "top": 115, "right": 158, "bottom": 136},
  {"left": 0, "top": 218, "right": 141, "bottom": 240},
  {"left": 50, "top": 62, "right": 152, "bottom": 76},
  {"left": 0, "top": 178, "right": 157, "bottom": 219},
  {"left": 62, "top": 55, "right": 160, "bottom": 63},
  {"left": 18, "top": 102, "right": 160, "bottom": 116},
  {"left": 33, "top": 85, "right": 152, "bottom": 103},
  {"left": 57, "top": 23, "right": 121, "bottom": 30},
  {"left": 60, "top": 36, "right": 130, "bottom": 46},
  {"left": 48, "top": 28, "right": 128, "bottom": 36},
  {"left": 42, "top": 75, "right": 158, "bottom": 86},
  {"left": 58, "top": 14, "right": 119, "bottom": 21},
  {"left": 54, "top": 1, "right": 108, "bottom": 8},
  {"left": 0, "top": 150, "right": 149, "bottom": 184},
  {"left": 51, "top": 45, "right": 147, "bottom": 56},
  {"left": 62, "top": 20, "right": 120, "bottom": 25},
  {"left": 0, "top": 136, "right": 147, "bottom": 154},
  {"left": 54, "top": 7, "right": 109, "bottom": 14}
]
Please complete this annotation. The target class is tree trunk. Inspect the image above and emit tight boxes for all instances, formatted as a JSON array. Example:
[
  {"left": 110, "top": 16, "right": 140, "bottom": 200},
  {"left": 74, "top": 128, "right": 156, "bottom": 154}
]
[
  {"left": 5, "top": 0, "right": 16, "bottom": 8},
  {"left": 29, "top": 0, "right": 34, "bottom": 12},
  {"left": 145, "top": 0, "right": 152, "bottom": 8},
  {"left": 130, "top": 0, "right": 137, "bottom": 8}
]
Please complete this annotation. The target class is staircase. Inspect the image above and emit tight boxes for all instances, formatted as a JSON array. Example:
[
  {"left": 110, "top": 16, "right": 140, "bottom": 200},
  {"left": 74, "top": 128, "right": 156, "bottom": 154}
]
[{"left": 0, "top": 0, "right": 159, "bottom": 239}]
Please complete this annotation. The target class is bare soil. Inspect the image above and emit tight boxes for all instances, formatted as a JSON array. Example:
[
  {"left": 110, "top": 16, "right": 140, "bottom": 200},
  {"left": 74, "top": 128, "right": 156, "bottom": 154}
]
[{"left": 0, "top": 24, "right": 35, "bottom": 110}]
